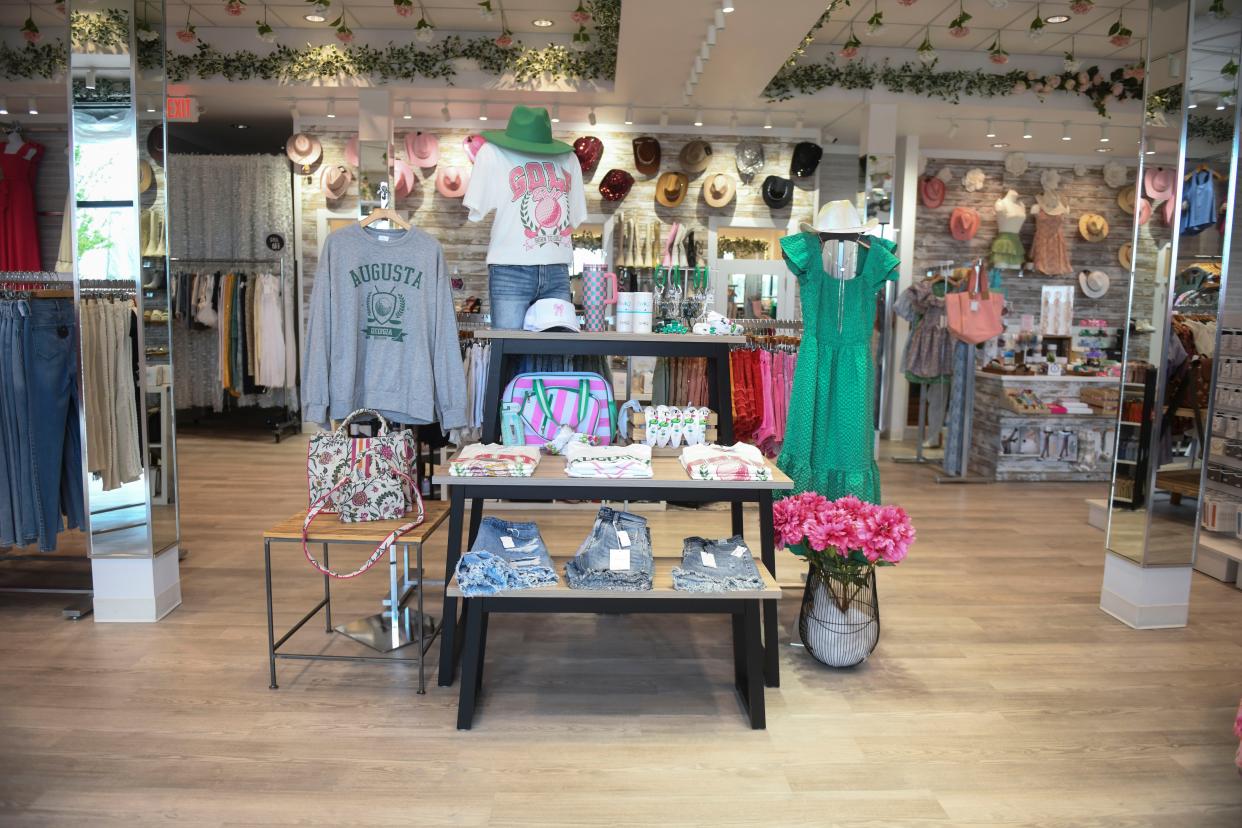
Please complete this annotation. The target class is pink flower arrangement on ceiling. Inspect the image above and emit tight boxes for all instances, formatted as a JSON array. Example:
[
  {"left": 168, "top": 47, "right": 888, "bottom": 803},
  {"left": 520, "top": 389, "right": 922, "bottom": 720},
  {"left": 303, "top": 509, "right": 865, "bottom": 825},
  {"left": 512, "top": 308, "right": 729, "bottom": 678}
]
[
  {"left": 840, "top": 26, "right": 861, "bottom": 60},
  {"left": 394, "top": 0, "right": 414, "bottom": 16},
  {"left": 773, "top": 492, "right": 916, "bottom": 572},
  {"left": 20, "top": 15, "right": 40, "bottom": 43},
  {"left": 948, "top": 2, "right": 971, "bottom": 37},
  {"left": 1108, "top": 13, "right": 1132, "bottom": 47},
  {"left": 1071, "top": 0, "right": 1094, "bottom": 13},
  {"left": 225, "top": 0, "right": 245, "bottom": 16},
  {"left": 175, "top": 24, "right": 197, "bottom": 43},
  {"left": 495, "top": 30, "right": 514, "bottom": 47},
  {"left": 571, "top": 1, "right": 591, "bottom": 24},
  {"left": 897, "top": 0, "right": 917, "bottom": 6}
]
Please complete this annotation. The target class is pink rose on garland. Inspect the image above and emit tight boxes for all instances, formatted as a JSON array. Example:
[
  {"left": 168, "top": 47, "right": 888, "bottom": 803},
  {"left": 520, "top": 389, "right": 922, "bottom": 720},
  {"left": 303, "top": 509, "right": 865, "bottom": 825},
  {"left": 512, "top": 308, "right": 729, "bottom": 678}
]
[
  {"left": 1111, "top": 83, "right": 1124, "bottom": 97},
  {"left": 1012, "top": 82, "right": 1026, "bottom": 93},
  {"left": 495, "top": 31, "right": 514, "bottom": 47},
  {"left": 1047, "top": 75, "right": 1062, "bottom": 89}
]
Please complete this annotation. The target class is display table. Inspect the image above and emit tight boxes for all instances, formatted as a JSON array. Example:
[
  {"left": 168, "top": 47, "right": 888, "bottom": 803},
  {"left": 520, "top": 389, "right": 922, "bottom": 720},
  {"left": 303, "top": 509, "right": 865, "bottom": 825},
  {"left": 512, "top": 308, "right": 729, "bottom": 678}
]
[
  {"left": 433, "top": 455, "right": 794, "bottom": 690},
  {"left": 262, "top": 502, "right": 448, "bottom": 693},
  {"left": 969, "top": 372, "right": 1120, "bottom": 481},
  {"left": 447, "top": 558, "right": 782, "bottom": 730}
]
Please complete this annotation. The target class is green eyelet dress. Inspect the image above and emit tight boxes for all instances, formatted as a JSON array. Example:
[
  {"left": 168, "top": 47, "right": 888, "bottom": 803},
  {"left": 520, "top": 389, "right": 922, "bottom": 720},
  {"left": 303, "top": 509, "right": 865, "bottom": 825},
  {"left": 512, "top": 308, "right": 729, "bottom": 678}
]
[{"left": 777, "top": 232, "right": 900, "bottom": 504}]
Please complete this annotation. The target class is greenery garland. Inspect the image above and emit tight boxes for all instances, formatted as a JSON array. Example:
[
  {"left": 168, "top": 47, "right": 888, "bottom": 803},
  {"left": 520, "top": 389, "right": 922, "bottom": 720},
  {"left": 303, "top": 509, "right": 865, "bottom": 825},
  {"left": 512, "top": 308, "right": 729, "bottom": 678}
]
[
  {"left": 1, "top": 0, "right": 618, "bottom": 84},
  {"left": 718, "top": 237, "right": 770, "bottom": 259},
  {"left": 571, "top": 230, "right": 603, "bottom": 251},
  {"left": 765, "top": 56, "right": 1145, "bottom": 117},
  {"left": 1188, "top": 114, "right": 1235, "bottom": 145}
]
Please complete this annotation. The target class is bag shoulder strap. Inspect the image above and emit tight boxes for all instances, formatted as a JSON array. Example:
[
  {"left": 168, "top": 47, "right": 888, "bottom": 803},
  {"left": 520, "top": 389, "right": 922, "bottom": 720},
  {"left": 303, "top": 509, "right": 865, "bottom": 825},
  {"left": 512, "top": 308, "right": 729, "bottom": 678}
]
[{"left": 301, "top": 471, "right": 425, "bottom": 580}]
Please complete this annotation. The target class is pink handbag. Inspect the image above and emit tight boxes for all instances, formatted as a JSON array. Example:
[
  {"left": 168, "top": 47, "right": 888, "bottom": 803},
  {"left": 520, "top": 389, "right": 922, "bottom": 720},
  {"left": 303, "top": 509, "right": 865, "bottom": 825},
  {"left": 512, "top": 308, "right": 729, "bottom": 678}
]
[{"left": 946, "top": 266, "right": 1004, "bottom": 345}]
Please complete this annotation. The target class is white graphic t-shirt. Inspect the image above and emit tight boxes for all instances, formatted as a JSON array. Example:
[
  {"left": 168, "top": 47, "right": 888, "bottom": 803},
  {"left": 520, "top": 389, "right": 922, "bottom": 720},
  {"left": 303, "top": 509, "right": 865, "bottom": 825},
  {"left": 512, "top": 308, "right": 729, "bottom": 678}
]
[{"left": 463, "top": 142, "right": 587, "bottom": 265}]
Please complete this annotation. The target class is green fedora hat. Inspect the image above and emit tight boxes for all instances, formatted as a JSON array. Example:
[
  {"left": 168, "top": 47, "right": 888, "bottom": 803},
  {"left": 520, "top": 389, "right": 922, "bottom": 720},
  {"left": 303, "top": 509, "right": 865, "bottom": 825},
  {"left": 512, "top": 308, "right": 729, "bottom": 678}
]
[{"left": 482, "top": 105, "right": 572, "bottom": 155}]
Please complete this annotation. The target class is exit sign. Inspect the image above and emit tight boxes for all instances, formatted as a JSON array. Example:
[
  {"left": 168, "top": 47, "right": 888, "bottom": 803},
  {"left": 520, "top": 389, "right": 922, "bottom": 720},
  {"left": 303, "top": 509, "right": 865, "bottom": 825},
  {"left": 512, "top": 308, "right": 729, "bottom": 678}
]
[{"left": 166, "top": 96, "right": 199, "bottom": 122}]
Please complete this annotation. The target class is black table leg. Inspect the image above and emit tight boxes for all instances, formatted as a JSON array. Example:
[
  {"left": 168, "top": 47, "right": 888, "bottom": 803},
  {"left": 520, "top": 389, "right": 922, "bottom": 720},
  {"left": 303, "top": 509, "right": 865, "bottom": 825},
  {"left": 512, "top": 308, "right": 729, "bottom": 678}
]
[
  {"left": 438, "top": 487, "right": 466, "bottom": 687},
  {"left": 474, "top": 610, "right": 490, "bottom": 697},
  {"left": 265, "top": 540, "right": 278, "bottom": 690},
  {"left": 468, "top": 498, "right": 484, "bottom": 548},
  {"left": 731, "top": 609, "right": 746, "bottom": 704},
  {"left": 712, "top": 344, "right": 735, "bottom": 443},
  {"left": 731, "top": 503, "right": 744, "bottom": 537},
  {"left": 456, "top": 599, "right": 484, "bottom": 730},
  {"left": 758, "top": 489, "right": 780, "bottom": 688},
  {"left": 743, "top": 600, "right": 766, "bottom": 729},
  {"left": 480, "top": 340, "right": 507, "bottom": 444},
  {"left": 322, "top": 544, "right": 332, "bottom": 632}
]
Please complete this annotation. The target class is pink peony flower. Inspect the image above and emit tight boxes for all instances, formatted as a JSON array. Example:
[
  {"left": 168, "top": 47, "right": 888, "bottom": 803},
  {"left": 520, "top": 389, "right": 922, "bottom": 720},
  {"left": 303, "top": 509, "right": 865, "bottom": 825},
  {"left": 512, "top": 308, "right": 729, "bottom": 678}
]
[
  {"left": 571, "top": 10, "right": 591, "bottom": 23},
  {"left": 495, "top": 32, "right": 513, "bottom": 47},
  {"left": 22, "top": 29, "right": 41, "bottom": 44},
  {"left": 176, "top": 27, "right": 196, "bottom": 43},
  {"left": 949, "top": 25, "right": 969, "bottom": 37},
  {"left": 1070, "top": 0, "right": 1093, "bottom": 12},
  {"left": 1012, "top": 81, "right": 1026, "bottom": 93},
  {"left": 1111, "top": 82, "right": 1124, "bottom": 96},
  {"left": 396, "top": 4, "right": 413, "bottom": 15},
  {"left": 1110, "top": 34, "right": 1131, "bottom": 47},
  {"left": 897, "top": 0, "right": 917, "bottom": 5},
  {"left": 337, "top": 29, "right": 354, "bottom": 43},
  {"left": 840, "top": 45, "right": 859, "bottom": 59},
  {"left": 225, "top": 0, "right": 244, "bottom": 16},
  {"left": 1047, "top": 75, "right": 1062, "bottom": 88},
  {"left": 990, "top": 53, "right": 1009, "bottom": 65},
  {"left": 864, "top": 504, "right": 916, "bottom": 564},
  {"left": 1077, "top": 70, "right": 1089, "bottom": 87},
  {"left": 1130, "top": 66, "right": 1145, "bottom": 80}
]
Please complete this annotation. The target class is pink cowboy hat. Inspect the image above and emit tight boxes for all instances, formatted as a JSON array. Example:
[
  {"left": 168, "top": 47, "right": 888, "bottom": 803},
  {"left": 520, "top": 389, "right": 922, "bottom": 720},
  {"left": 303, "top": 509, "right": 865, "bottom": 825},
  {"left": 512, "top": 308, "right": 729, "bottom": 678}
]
[
  {"left": 406, "top": 131, "right": 440, "bottom": 169},
  {"left": 1143, "top": 166, "right": 1177, "bottom": 203},
  {"left": 436, "top": 166, "right": 470, "bottom": 198},
  {"left": 463, "top": 134, "right": 486, "bottom": 164},
  {"left": 392, "top": 158, "right": 416, "bottom": 198}
]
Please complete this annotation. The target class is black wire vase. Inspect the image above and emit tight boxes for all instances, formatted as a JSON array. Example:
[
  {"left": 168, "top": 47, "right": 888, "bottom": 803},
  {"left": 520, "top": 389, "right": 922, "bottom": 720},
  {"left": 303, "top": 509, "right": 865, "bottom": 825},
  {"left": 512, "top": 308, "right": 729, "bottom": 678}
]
[{"left": 798, "top": 566, "right": 880, "bottom": 668}]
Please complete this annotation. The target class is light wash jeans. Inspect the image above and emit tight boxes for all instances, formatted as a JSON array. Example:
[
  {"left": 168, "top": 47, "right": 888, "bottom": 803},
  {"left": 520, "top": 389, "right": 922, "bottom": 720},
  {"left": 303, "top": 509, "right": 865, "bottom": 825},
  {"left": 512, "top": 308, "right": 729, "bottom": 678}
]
[
  {"left": 472, "top": 516, "right": 558, "bottom": 589},
  {"left": 454, "top": 551, "right": 522, "bottom": 597},
  {"left": 564, "top": 507, "right": 653, "bottom": 591},
  {"left": 671, "top": 535, "right": 765, "bottom": 592},
  {"left": 488, "top": 263, "right": 572, "bottom": 330}
]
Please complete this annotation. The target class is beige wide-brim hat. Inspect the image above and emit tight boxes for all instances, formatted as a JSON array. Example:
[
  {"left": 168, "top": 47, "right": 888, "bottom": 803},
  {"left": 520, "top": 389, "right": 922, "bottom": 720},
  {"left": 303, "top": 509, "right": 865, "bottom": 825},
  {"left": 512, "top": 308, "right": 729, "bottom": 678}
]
[
  {"left": 1119, "top": 242, "right": 1133, "bottom": 270},
  {"left": 799, "top": 199, "right": 879, "bottom": 235},
  {"left": 1079, "top": 269, "right": 1110, "bottom": 299},
  {"left": 321, "top": 164, "right": 352, "bottom": 200},
  {"left": 678, "top": 140, "right": 713, "bottom": 174},
  {"left": 285, "top": 132, "right": 322, "bottom": 167},
  {"left": 656, "top": 171, "right": 689, "bottom": 207},
  {"left": 1117, "top": 185, "right": 1138, "bottom": 214},
  {"left": 1078, "top": 212, "right": 1109, "bottom": 242},
  {"left": 138, "top": 159, "right": 153, "bottom": 193},
  {"left": 702, "top": 172, "right": 736, "bottom": 208}
]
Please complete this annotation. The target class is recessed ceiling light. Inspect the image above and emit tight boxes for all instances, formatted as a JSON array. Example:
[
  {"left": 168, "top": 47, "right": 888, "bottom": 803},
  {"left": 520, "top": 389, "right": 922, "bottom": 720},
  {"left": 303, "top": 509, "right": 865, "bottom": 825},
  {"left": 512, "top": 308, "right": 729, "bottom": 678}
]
[
  {"left": 304, "top": 12, "right": 325, "bottom": 22},
  {"left": 1096, "top": 146, "right": 1112, "bottom": 153},
  {"left": 1046, "top": 14, "right": 1070, "bottom": 23},
  {"left": 232, "top": 123, "right": 249, "bottom": 129},
  {"left": 1022, "top": 120, "right": 1033, "bottom": 139},
  {"left": 985, "top": 118, "right": 996, "bottom": 138},
  {"left": 991, "top": 142, "right": 1009, "bottom": 148},
  {"left": 532, "top": 18, "right": 554, "bottom": 27}
]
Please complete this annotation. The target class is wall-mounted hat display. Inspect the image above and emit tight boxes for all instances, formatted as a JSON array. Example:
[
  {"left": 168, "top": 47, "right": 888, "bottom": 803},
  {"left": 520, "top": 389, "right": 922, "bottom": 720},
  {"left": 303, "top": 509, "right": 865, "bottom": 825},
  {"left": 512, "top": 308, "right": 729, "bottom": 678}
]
[
  {"left": 633, "top": 136, "right": 660, "bottom": 176},
  {"left": 735, "top": 139, "right": 764, "bottom": 178},
  {"left": 573, "top": 135, "right": 603, "bottom": 177},
  {"left": 406, "top": 131, "right": 440, "bottom": 169},
  {"left": 761, "top": 175, "right": 793, "bottom": 210},
  {"left": 1078, "top": 213, "right": 1109, "bottom": 242},
  {"left": 321, "top": 164, "right": 352, "bottom": 200},
  {"left": 1035, "top": 191, "right": 1069, "bottom": 215},
  {"left": 285, "top": 133, "right": 322, "bottom": 169},
  {"left": 463, "top": 134, "right": 486, "bottom": 164},
  {"left": 949, "top": 206, "right": 981, "bottom": 240},
  {"left": 598, "top": 168, "right": 635, "bottom": 201},
  {"left": 656, "top": 171, "right": 690, "bottom": 207},
  {"left": 1078, "top": 269, "right": 1110, "bottom": 299},
  {"left": 1004, "top": 153, "right": 1028, "bottom": 176},
  {"left": 482, "top": 104, "right": 571, "bottom": 154},
  {"left": 435, "top": 166, "right": 470, "bottom": 198},
  {"left": 702, "top": 172, "right": 737, "bottom": 208},
  {"left": 392, "top": 158, "right": 415, "bottom": 198},
  {"left": 1118, "top": 242, "right": 1133, "bottom": 270},
  {"left": 1103, "top": 159, "right": 1128, "bottom": 188},
  {"left": 919, "top": 176, "right": 946, "bottom": 209},
  {"left": 1039, "top": 168, "right": 1062, "bottom": 192},
  {"left": 138, "top": 159, "right": 153, "bottom": 194},
  {"left": 962, "top": 168, "right": 986, "bottom": 193},
  {"left": 799, "top": 199, "right": 878, "bottom": 235},
  {"left": 790, "top": 142, "right": 823, "bottom": 178},
  {"left": 935, "top": 166, "right": 954, "bottom": 183},
  {"left": 1143, "top": 166, "right": 1177, "bottom": 203},
  {"left": 1074, "top": 164, "right": 1090, "bottom": 177},
  {"left": 344, "top": 135, "right": 359, "bottom": 168},
  {"left": 679, "top": 140, "right": 713, "bottom": 174}
]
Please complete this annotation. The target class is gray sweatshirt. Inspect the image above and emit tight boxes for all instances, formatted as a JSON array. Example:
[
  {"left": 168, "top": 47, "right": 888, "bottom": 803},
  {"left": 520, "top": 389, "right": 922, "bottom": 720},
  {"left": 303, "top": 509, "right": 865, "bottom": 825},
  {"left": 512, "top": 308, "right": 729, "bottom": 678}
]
[{"left": 302, "top": 223, "right": 467, "bottom": 430}]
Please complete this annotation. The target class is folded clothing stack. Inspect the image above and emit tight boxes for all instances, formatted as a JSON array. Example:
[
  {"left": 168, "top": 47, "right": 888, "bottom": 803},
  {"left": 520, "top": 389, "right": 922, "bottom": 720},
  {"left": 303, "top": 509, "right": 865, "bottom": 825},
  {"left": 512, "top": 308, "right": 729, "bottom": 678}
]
[
  {"left": 564, "top": 442, "right": 653, "bottom": 479},
  {"left": 449, "top": 443, "right": 541, "bottom": 477},
  {"left": 564, "top": 507, "right": 654, "bottom": 591},
  {"left": 680, "top": 442, "right": 772, "bottom": 481},
  {"left": 671, "top": 535, "right": 765, "bottom": 592},
  {"left": 473, "top": 516, "right": 558, "bottom": 586}
]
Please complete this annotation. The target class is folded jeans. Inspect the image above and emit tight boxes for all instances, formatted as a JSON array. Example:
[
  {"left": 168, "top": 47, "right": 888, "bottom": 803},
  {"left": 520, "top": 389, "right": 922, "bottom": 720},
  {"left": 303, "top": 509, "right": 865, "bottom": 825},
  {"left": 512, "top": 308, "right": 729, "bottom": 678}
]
[
  {"left": 671, "top": 535, "right": 765, "bottom": 592},
  {"left": 564, "top": 506, "right": 654, "bottom": 591}
]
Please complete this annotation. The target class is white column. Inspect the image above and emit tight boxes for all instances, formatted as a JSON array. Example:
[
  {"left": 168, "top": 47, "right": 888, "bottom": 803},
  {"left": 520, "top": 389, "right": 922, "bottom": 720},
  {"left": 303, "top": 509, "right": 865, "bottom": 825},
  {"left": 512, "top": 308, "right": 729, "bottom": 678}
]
[
  {"left": 1099, "top": 553, "right": 1192, "bottom": 629},
  {"left": 887, "top": 133, "right": 919, "bottom": 441},
  {"left": 91, "top": 547, "right": 182, "bottom": 622}
]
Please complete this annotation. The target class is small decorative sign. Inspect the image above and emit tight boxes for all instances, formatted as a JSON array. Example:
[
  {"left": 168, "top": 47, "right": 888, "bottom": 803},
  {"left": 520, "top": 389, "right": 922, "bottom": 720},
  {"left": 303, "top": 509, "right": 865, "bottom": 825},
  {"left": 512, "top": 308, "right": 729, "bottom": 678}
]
[{"left": 265, "top": 233, "right": 285, "bottom": 252}]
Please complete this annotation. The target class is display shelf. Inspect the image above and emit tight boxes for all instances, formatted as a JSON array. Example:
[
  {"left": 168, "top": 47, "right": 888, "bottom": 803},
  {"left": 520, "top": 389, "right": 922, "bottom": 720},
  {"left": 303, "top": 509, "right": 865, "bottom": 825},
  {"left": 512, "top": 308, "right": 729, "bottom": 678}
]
[
  {"left": 432, "top": 455, "right": 793, "bottom": 490},
  {"left": 1198, "top": 532, "right": 1242, "bottom": 564}
]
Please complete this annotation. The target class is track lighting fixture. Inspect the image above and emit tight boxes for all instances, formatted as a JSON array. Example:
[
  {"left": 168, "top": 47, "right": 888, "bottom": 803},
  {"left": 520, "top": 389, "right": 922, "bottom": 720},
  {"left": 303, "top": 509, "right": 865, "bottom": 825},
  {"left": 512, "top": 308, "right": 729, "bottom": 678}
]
[
  {"left": 588, "top": 106, "right": 597, "bottom": 126},
  {"left": 1022, "top": 120, "right": 1033, "bottom": 139},
  {"left": 1060, "top": 121, "right": 1071, "bottom": 141},
  {"left": 326, "top": 98, "right": 336, "bottom": 118},
  {"left": 402, "top": 101, "right": 412, "bottom": 120},
  {"left": 694, "top": 109, "right": 704, "bottom": 127},
  {"left": 624, "top": 105, "right": 634, "bottom": 125},
  {"left": 551, "top": 103, "right": 560, "bottom": 123},
  {"left": 985, "top": 118, "right": 996, "bottom": 138},
  {"left": 478, "top": 102, "right": 488, "bottom": 121},
  {"left": 27, "top": 97, "right": 38, "bottom": 116},
  {"left": 763, "top": 110, "right": 772, "bottom": 129}
]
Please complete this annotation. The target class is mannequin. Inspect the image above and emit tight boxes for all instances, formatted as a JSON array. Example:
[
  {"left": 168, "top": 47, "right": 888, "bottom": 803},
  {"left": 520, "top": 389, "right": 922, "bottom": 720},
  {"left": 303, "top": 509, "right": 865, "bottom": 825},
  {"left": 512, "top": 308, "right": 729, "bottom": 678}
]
[
  {"left": 463, "top": 105, "right": 587, "bottom": 330},
  {"left": 991, "top": 190, "right": 1028, "bottom": 269}
]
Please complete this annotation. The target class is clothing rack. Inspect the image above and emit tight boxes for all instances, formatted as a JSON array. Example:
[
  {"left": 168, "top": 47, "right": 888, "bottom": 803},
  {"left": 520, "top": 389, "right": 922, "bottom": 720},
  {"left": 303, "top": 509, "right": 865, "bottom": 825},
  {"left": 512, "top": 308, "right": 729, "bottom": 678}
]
[{"left": 169, "top": 257, "right": 299, "bottom": 442}]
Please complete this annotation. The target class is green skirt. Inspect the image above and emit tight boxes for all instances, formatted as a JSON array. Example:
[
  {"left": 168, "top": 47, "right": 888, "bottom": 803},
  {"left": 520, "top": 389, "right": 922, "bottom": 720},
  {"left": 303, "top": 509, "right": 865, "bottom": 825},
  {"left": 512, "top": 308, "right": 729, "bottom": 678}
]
[{"left": 990, "top": 232, "right": 1025, "bottom": 268}]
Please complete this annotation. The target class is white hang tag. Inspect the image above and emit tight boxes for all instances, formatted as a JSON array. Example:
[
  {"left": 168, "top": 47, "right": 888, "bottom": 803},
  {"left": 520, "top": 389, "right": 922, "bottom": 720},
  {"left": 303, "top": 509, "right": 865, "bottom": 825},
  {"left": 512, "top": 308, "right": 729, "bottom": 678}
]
[
  {"left": 500, "top": 536, "right": 515, "bottom": 549},
  {"left": 511, "top": 557, "right": 538, "bottom": 567},
  {"left": 609, "top": 548, "right": 631, "bottom": 571},
  {"left": 970, "top": 300, "right": 980, "bottom": 312},
  {"left": 617, "top": 529, "right": 631, "bottom": 547},
  {"left": 377, "top": 235, "right": 391, "bottom": 242},
  {"left": 732, "top": 545, "right": 748, "bottom": 558},
  {"left": 700, "top": 551, "right": 717, "bottom": 568}
]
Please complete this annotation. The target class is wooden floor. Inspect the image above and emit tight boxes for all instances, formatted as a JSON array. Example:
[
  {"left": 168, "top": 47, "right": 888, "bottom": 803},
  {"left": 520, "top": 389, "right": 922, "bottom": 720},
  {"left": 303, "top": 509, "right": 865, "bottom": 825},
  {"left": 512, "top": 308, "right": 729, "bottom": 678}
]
[{"left": 2, "top": 433, "right": 1241, "bottom": 826}]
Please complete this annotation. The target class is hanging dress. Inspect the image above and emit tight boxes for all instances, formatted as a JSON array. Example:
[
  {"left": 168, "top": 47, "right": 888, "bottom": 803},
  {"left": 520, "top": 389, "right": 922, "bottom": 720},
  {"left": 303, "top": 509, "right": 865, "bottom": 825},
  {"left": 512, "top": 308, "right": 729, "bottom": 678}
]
[
  {"left": 1181, "top": 170, "right": 1215, "bottom": 236},
  {"left": 0, "top": 140, "right": 45, "bottom": 271},
  {"left": 1031, "top": 208, "right": 1071, "bottom": 276},
  {"left": 777, "top": 232, "right": 900, "bottom": 503}
]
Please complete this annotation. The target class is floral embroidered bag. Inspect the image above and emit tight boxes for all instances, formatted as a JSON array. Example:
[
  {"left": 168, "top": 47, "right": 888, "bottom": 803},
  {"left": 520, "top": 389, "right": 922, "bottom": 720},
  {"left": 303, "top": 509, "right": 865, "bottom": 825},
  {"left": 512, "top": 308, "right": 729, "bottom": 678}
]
[{"left": 303, "top": 409, "right": 424, "bottom": 579}]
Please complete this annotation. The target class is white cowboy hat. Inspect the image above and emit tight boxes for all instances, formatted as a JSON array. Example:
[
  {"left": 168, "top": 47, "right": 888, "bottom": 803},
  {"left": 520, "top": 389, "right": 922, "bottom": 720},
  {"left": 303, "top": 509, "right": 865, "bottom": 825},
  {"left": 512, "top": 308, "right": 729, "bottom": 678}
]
[
  {"left": 1004, "top": 152, "right": 1028, "bottom": 176},
  {"left": 1040, "top": 168, "right": 1062, "bottom": 192},
  {"left": 1074, "top": 164, "right": 1090, "bottom": 177},
  {"left": 963, "top": 168, "right": 987, "bottom": 192},
  {"left": 1103, "top": 160, "right": 1128, "bottom": 189},
  {"left": 799, "top": 199, "right": 879, "bottom": 235},
  {"left": 1079, "top": 269, "right": 1110, "bottom": 299}
]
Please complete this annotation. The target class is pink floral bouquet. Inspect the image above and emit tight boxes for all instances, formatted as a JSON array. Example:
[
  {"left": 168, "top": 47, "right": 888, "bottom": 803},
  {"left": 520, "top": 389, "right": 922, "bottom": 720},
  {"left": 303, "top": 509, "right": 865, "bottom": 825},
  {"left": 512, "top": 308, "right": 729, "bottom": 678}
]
[{"left": 774, "top": 493, "right": 915, "bottom": 604}]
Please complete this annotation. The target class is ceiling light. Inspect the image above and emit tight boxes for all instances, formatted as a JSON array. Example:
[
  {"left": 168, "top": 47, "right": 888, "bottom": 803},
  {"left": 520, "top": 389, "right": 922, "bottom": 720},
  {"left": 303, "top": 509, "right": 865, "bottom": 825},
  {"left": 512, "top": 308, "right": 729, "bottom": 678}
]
[
  {"left": 326, "top": 98, "right": 336, "bottom": 118},
  {"left": 1187, "top": 96, "right": 1198, "bottom": 109},
  {"left": 289, "top": 101, "right": 299, "bottom": 118},
  {"left": 694, "top": 109, "right": 704, "bottom": 127},
  {"left": 441, "top": 102, "right": 451, "bottom": 122},
  {"left": 478, "top": 102, "right": 488, "bottom": 121},
  {"left": 722, "top": 1, "right": 735, "bottom": 12},
  {"left": 714, "top": 9, "right": 725, "bottom": 28},
  {"left": 1098, "top": 123, "right": 1109, "bottom": 142},
  {"left": 531, "top": 18, "right": 554, "bottom": 27},
  {"left": 27, "top": 97, "right": 37, "bottom": 116},
  {"left": 624, "top": 105, "right": 634, "bottom": 125},
  {"left": 85, "top": 68, "right": 97, "bottom": 90},
  {"left": 948, "top": 120, "right": 959, "bottom": 138},
  {"left": 402, "top": 101, "right": 412, "bottom": 120},
  {"left": 660, "top": 110, "right": 669, "bottom": 127},
  {"left": 706, "top": 24, "right": 717, "bottom": 45},
  {"left": 694, "top": 56, "right": 703, "bottom": 75},
  {"left": 588, "top": 106, "right": 597, "bottom": 126},
  {"left": 1217, "top": 93, "right": 1229, "bottom": 110},
  {"left": 232, "top": 123, "right": 249, "bottom": 130},
  {"left": 985, "top": 118, "right": 996, "bottom": 138},
  {"left": 1046, "top": 13, "right": 1070, "bottom": 23},
  {"left": 0, "top": 98, "right": 8, "bottom": 116},
  {"left": 1145, "top": 149, "right": 1156, "bottom": 155},
  {"left": 991, "top": 142, "right": 1009, "bottom": 148},
  {"left": 1060, "top": 121, "right": 1071, "bottom": 141},
  {"left": 1022, "top": 120, "right": 1033, "bottom": 139},
  {"left": 763, "top": 110, "right": 772, "bottom": 129},
  {"left": 701, "top": 42, "right": 711, "bottom": 61},
  {"left": 795, "top": 116, "right": 804, "bottom": 131},
  {"left": 304, "top": 12, "right": 326, "bottom": 22},
  {"left": 729, "top": 110, "right": 737, "bottom": 128},
  {"left": 551, "top": 103, "right": 560, "bottom": 123},
  {"left": 1096, "top": 146, "right": 1112, "bottom": 153}
]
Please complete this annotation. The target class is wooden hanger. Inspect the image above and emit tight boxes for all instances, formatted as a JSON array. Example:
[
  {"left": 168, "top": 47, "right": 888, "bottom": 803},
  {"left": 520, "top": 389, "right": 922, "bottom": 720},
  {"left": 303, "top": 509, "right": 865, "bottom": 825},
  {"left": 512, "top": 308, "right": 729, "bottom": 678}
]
[
  {"left": 358, "top": 208, "right": 411, "bottom": 230},
  {"left": 1185, "top": 164, "right": 1227, "bottom": 182}
]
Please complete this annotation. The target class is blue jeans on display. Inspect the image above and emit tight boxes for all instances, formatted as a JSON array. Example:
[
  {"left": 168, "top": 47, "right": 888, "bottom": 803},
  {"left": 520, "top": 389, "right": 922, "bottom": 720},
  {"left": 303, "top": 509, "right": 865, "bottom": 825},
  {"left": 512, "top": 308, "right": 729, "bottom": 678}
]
[
  {"left": 564, "top": 507, "right": 654, "bottom": 591},
  {"left": 0, "top": 302, "right": 38, "bottom": 548},
  {"left": 471, "top": 516, "right": 558, "bottom": 589},
  {"left": 488, "top": 264, "right": 572, "bottom": 330},
  {"left": 671, "top": 535, "right": 765, "bottom": 592}
]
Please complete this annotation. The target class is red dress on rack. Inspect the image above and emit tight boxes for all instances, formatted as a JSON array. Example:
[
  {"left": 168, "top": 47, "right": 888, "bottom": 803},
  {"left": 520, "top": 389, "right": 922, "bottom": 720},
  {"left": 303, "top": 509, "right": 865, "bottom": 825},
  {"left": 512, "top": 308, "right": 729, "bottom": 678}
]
[{"left": 0, "top": 140, "right": 45, "bottom": 271}]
